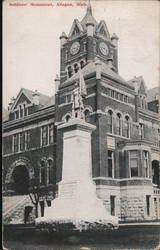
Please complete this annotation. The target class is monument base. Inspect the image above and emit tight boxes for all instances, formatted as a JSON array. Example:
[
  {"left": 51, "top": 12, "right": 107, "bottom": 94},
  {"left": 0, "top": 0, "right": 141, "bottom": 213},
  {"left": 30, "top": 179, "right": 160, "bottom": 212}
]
[
  {"left": 36, "top": 179, "right": 118, "bottom": 230},
  {"left": 36, "top": 119, "right": 118, "bottom": 231}
]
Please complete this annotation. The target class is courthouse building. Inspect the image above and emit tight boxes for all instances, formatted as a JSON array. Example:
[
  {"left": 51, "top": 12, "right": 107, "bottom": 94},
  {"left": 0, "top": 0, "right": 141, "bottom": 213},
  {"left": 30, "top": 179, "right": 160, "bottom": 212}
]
[{"left": 3, "top": 4, "right": 160, "bottom": 223}]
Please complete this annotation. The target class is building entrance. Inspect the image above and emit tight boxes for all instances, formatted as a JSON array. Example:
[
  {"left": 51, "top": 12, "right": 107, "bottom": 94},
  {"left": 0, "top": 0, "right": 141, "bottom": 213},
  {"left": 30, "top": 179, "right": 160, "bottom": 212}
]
[{"left": 12, "top": 165, "right": 29, "bottom": 195}]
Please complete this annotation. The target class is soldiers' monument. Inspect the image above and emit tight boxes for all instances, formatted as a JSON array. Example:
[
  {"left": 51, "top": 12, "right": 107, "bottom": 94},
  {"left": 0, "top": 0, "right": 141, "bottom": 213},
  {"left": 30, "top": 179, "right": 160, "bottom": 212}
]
[{"left": 36, "top": 71, "right": 118, "bottom": 231}]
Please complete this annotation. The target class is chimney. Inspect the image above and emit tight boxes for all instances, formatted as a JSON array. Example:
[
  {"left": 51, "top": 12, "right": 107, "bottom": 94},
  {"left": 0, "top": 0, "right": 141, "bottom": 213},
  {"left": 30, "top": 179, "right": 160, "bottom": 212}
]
[
  {"left": 8, "top": 97, "right": 15, "bottom": 111},
  {"left": 54, "top": 75, "right": 60, "bottom": 93},
  {"left": 32, "top": 90, "right": 40, "bottom": 105}
]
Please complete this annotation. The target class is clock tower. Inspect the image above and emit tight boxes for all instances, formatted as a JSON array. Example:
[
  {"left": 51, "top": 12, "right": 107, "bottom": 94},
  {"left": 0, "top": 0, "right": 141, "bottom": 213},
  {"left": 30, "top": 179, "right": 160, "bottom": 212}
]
[{"left": 59, "top": 3, "right": 119, "bottom": 85}]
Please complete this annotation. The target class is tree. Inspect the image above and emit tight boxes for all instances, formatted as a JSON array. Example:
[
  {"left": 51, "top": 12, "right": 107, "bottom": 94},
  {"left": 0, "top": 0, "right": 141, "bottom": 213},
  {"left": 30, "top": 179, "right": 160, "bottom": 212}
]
[{"left": 28, "top": 177, "right": 56, "bottom": 218}]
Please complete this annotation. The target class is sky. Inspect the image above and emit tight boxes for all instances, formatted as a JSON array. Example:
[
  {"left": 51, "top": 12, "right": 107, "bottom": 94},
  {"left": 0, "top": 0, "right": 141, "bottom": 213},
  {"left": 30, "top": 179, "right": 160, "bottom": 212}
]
[{"left": 3, "top": 0, "right": 160, "bottom": 108}]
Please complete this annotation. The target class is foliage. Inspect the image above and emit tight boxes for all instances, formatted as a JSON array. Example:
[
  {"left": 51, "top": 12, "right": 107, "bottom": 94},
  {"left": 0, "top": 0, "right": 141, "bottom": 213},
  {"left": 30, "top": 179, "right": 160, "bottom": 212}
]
[{"left": 36, "top": 219, "right": 116, "bottom": 233}]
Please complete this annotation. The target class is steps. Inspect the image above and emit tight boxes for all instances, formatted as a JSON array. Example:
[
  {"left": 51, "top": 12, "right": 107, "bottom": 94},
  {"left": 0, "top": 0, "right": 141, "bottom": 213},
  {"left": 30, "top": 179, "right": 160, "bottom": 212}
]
[{"left": 3, "top": 195, "right": 34, "bottom": 224}]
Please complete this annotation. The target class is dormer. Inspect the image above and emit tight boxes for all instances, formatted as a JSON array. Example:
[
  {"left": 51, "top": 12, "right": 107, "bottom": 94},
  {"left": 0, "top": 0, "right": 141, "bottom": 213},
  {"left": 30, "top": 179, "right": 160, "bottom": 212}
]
[
  {"left": 7, "top": 88, "right": 50, "bottom": 121},
  {"left": 128, "top": 76, "right": 147, "bottom": 109},
  {"left": 68, "top": 19, "right": 84, "bottom": 39},
  {"left": 96, "top": 20, "right": 110, "bottom": 40}
]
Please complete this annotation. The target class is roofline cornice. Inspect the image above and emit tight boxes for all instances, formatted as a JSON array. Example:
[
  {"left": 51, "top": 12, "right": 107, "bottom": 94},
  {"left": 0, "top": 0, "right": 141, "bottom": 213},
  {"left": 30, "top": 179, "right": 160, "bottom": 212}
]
[
  {"left": 3, "top": 105, "right": 55, "bottom": 131},
  {"left": 101, "top": 73, "right": 135, "bottom": 92}
]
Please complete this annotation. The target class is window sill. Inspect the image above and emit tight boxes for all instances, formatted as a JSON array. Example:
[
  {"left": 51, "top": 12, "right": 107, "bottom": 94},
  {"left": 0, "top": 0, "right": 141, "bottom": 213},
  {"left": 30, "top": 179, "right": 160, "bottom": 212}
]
[{"left": 106, "top": 132, "right": 130, "bottom": 140}]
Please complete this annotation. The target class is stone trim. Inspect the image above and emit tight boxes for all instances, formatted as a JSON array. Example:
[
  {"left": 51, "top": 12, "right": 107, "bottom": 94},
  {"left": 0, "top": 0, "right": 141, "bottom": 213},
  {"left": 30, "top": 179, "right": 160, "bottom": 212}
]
[
  {"left": 5, "top": 157, "right": 34, "bottom": 185},
  {"left": 101, "top": 93, "right": 135, "bottom": 108},
  {"left": 3, "top": 119, "right": 55, "bottom": 137}
]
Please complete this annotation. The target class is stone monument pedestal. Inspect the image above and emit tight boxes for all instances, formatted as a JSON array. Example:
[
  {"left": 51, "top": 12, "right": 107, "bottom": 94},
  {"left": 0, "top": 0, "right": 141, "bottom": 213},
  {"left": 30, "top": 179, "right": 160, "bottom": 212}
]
[{"left": 36, "top": 118, "right": 118, "bottom": 230}]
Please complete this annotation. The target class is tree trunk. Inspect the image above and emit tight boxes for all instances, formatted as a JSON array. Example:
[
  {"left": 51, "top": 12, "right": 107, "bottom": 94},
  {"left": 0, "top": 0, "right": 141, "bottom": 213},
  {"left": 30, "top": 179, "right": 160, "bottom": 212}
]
[{"left": 35, "top": 203, "right": 38, "bottom": 218}]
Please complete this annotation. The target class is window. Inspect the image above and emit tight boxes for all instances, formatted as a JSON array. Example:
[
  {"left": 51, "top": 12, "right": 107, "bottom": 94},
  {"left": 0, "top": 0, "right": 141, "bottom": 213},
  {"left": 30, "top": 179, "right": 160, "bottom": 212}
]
[
  {"left": 40, "top": 161, "right": 45, "bottom": 185},
  {"left": 139, "top": 123, "right": 144, "bottom": 139},
  {"left": 130, "top": 150, "right": 138, "bottom": 177},
  {"left": 46, "top": 200, "right": 51, "bottom": 207},
  {"left": 84, "top": 109, "right": 90, "bottom": 123},
  {"left": 123, "top": 116, "right": 130, "bottom": 138},
  {"left": 115, "top": 92, "right": 118, "bottom": 99},
  {"left": 15, "top": 110, "right": 19, "bottom": 119},
  {"left": 107, "top": 88, "right": 111, "bottom": 96},
  {"left": 110, "top": 196, "right": 116, "bottom": 216},
  {"left": 74, "top": 64, "right": 79, "bottom": 73},
  {"left": 13, "top": 131, "right": 31, "bottom": 152},
  {"left": 19, "top": 105, "right": 23, "bottom": 118},
  {"left": 48, "top": 159, "right": 53, "bottom": 184},
  {"left": 116, "top": 113, "right": 122, "bottom": 135},
  {"left": 120, "top": 94, "right": 124, "bottom": 101},
  {"left": 41, "top": 125, "right": 48, "bottom": 146},
  {"left": 108, "top": 150, "right": 114, "bottom": 178},
  {"left": 144, "top": 151, "right": 149, "bottom": 178},
  {"left": 80, "top": 61, "right": 85, "bottom": 69},
  {"left": 24, "top": 104, "right": 28, "bottom": 116},
  {"left": 49, "top": 124, "right": 54, "bottom": 144},
  {"left": 146, "top": 195, "right": 151, "bottom": 216},
  {"left": 68, "top": 66, "right": 73, "bottom": 78},
  {"left": 13, "top": 134, "right": 19, "bottom": 152},
  {"left": 152, "top": 160, "right": 160, "bottom": 186},
  {"left": 65, "top": 115, "right": 71, "bottom": 122},
  {"left": 66, "top": 94, "right": 71, "bottom": 103},
  {"left": 111, "top": 90, "right": 114, "bottom": 98},
  {"left": 19, "top": 132, "right": 25, "bottom": 151},
  {"left": 124, "top": 96, "right": 128, "bottom": 103},
  {"left": 25, "top": 131, "right": 30, "bottom": 149},
  {"left": 107, "top": 110, "right": 113, "bottom": 133}
]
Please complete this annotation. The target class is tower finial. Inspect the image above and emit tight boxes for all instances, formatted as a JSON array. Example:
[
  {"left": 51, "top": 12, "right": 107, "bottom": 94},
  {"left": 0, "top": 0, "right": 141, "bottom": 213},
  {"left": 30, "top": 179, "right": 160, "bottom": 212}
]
[{"left": 87, "top": 0, "right": 92, "bottom": 15}]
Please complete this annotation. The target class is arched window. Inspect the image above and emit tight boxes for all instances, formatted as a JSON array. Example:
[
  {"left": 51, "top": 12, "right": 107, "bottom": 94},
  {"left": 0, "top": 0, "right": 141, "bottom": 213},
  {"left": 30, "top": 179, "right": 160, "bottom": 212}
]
[
  {"left": 19, "top": 105, "right": 23, "bottom": 118},
  {"left": 74, "top": 64, "right": 79, "bottom": 73},
  {"left": 84, "top": 109, "right": 90, "bottom": 123},
  {"left": 65, "top": 114, "right": 71, "bottom": 123},
  {"left": 139, "top": 123, "right": 144, "bottom": 139},
  {"left": 116, "top": 113, "right": 122, "bottom": 135},
  {"left": 80, "top": 61, "right": 85, "bottom": 69},
  {"left": 47, "top": 159, "right": 53, "bottom": 185},
  {"left": 123, "top": 116, "right": 130, "bottom": 138},
  {"left": 111, "top": 90, "right": 114, "bottom": 98},
  {"left": 107, "top": 110, "right": 113, "bottom": 133},
  {"left": 68, "top": 66, "right": 73, "bottom": 78},
  {"left": 24, "top": 104, "right": 28, "bottom": 116},
  {"left": 40, "top": 160, "right": 45, "bottom": 186}
]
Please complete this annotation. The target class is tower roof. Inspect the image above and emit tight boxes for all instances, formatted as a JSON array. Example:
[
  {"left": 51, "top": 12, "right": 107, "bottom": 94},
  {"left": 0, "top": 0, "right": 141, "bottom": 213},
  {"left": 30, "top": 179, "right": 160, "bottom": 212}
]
[{"left": 81, "top": 3, "right": 98, "bottom": 30}]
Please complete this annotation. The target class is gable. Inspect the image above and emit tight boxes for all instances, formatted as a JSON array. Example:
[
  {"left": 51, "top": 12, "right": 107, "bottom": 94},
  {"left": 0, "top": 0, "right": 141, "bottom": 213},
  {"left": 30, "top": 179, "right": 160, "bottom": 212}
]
[
  {"left": 139, "top": 80, "right": 147, "bottom": 95},
  {"left": 96, "top": 21, "right": 110, "bottom": 39},
  {"left": 99, "top": 26, "right": 108, "bottom": 38},
  {"left": 68, "top": 19, "right": 83, "bottom": 37},
  {"left": 71, "top": 24, "right": 80, "bottom": 37},
  {"left": 14, "top": 93, "right": 31, "bottom": 109}
]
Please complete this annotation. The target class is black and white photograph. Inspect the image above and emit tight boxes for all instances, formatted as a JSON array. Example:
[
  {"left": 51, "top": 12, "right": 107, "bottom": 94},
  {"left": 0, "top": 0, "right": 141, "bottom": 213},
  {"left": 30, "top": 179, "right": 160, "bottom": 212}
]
[{"left": 2, "top": 0, "right": 160, "bottom": 249}]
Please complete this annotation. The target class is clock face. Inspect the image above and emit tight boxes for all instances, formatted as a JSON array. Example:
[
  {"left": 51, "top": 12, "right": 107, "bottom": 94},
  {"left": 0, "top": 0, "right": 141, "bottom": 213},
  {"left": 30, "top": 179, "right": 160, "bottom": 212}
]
[
  {"left": 70, "top": 42, "right": 80, "bottom": 55},
  {"left": 99, "top": 42, "right": 109, "bottom": 56}
]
